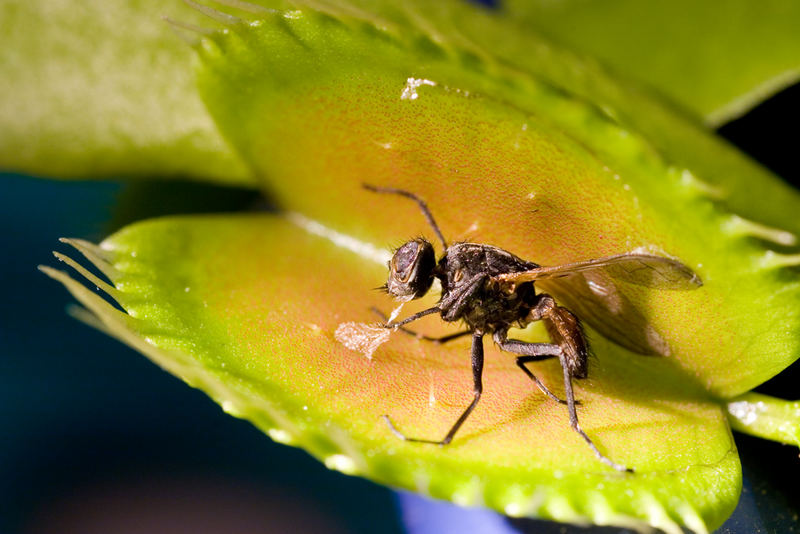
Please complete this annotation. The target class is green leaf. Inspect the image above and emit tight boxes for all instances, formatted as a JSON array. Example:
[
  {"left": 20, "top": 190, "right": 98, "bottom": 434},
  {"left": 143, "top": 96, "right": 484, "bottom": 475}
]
[
  {"left": 32, "top": 1, "right": 800, "bottom": 530},
  {"left": 42, "top": 214, "right": 740, "bottom": 533},
  {"left": 0, "top": 0, "right": 253, "bottom": 184},
  {"left": 194, "top": 4, "right": 800, "bottom": 397},
  {"left": 727, "top": 393, "right": 800, "bottom": 447},
  {"left": 192, "top": 0, "right": 800, "bottom": 236},
  {"left": 503, "top": 0, "right": 800, "bottom": 126}
]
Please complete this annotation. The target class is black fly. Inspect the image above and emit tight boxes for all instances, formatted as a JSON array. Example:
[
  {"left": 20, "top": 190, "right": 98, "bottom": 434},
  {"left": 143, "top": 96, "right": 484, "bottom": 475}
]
[{"left": 364, "top": 184, "right": 702, "bottom": 472}]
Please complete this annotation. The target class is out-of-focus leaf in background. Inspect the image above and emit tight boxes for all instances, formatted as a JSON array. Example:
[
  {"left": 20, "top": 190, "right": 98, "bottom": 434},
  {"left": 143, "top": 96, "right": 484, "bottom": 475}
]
[
  {"left": 503, "top": 0, "right": 800, "bottom": 126},
  {"left": 0, "top": 0, "right": 252, "bottom": 184}
]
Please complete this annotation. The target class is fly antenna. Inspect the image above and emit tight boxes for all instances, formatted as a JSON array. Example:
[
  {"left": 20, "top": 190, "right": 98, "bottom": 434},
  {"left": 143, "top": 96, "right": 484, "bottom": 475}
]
[{"left": 363, "top": 184, "right": 447, "bottom": 250}]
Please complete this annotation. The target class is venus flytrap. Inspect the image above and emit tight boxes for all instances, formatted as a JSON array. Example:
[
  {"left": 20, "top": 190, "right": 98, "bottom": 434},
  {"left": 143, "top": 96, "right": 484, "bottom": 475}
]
[{"left": 18, "top": 0, "right": 800, "bottom": 532}]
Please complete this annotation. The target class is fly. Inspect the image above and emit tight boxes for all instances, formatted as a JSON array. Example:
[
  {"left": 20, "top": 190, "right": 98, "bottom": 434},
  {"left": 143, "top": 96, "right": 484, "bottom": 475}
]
[{"left": 361, "top": 184, "right": 702, "bottom": 472}]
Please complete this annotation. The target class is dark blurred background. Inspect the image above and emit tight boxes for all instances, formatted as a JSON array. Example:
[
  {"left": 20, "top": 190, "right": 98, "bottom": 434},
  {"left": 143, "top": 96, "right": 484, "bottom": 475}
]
[{"left": 1, "top": 18, "right": 799, "bottom": 534}]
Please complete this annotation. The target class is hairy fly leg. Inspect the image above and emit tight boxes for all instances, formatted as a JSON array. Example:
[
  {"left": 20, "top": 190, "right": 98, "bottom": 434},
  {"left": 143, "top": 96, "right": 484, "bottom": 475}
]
[
  {"left": 383, "top": 332, "right": 485, "bottom": 445},
  {"left": 381, "top": 273, "right": 487, "bottom": 330},
  {"left": 370, "top": 307, "right": 471, "bottom": 344},
  {"left": 439, "top": 273, "right": 488, "bottom": 321},
  {"left": 556, "top": 350, "right": 631, "bottom": 472},
  {"left": 362, "top": 184, "right": 447, "bottom": 249},
  {"left": 506, "top": 294, "right": 631, "bottom": 472},
  {"left": 383, "top": 306, "right": 441, "bottom": 328},
  {"left": 492, "top": 330, "right": 566, "bottom": 404}
]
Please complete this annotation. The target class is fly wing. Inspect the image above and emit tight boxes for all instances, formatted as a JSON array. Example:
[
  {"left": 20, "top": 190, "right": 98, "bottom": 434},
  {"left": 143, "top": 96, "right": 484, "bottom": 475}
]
[
  {"left": 537, "top": 271, "right": 673, "bottom": 356},
  {"left": 502, "top": 252, "right": 702, "bottom": 356},
  {"left": 495, "top": 253, "right": 702, "bottom": 290}
]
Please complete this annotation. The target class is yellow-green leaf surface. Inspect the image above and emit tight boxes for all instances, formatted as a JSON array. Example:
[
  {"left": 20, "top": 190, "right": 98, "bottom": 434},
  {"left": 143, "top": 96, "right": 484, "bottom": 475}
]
[
  {"left": 191, "top": 0, "right": 800, "bottom": 236},
  {"left": 504, "top": 0, "right": 800, "bottom": 125},
  {"left": 727, "top": 393, "right": 800, "bottom": 447},
  {"left": 44, "top": 214, "right": 739, "bottom": 533},
  {"left": 194, "top": 3, "right": 800, "bottom": 398},
  {"left": 0, "top": 0, "right": 252, "bottom": 185}
]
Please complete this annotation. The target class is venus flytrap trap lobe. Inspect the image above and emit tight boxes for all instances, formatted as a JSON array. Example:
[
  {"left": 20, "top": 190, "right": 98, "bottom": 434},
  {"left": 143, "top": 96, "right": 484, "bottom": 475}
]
[
  {"left": 187, "top": 0, "right": 799, "bottom": 525},
  {"left": 190, "top": 0, "right": 800, "bottom": 394},
  {"left": 42, "top": 213, "right": 740, "bottom": 534},
  {"left": 33, "top": 0, "right": 800, "bottom": 531}
]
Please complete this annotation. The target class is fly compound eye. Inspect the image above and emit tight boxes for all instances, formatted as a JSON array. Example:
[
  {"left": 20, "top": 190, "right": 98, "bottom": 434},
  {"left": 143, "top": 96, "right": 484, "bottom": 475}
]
[
  {"left": 387, "top": 239, "right": 435, "bottom": 300},
  {"left": 391, "top": 242, "right": 417, "bottom": 283}
]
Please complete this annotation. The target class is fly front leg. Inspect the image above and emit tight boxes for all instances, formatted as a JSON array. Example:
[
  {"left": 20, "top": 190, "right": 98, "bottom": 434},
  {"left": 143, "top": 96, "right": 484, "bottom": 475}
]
[
  {"left": 370, "top": 307, "right": 471, "bottom": 344},
  {"left": 381, "top": 306, "right": 440, "bottom": 329},
  {"left": 439, "top": 273, "right": 488, "bottom": 322},
  {"left": 377, "top": 274, "right": 484, "bottom": 333},
  {"left": 383, "top": 332, "right": 485, "bottom": 445}
]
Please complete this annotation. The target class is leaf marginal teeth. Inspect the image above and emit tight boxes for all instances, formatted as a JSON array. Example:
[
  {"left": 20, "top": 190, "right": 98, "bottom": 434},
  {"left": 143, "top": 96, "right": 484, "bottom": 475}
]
[
  {"left": 183, "top": 0, "right": 242, "bottom": 25},
  {"left": 724, "top": 214, "right": 797, "bottom": 246}
]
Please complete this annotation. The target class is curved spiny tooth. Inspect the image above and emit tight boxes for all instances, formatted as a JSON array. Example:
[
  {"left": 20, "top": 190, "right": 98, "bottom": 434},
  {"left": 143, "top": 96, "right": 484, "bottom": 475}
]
[
  {"left": 723, "top": 214, "right": 797, "bottom": 246},
  {"left": 59, "top": 238, "right": 121, "bottom": 282},
  {"left": 758, "top": 250, "right": 800, "bottom": 269},
  {"left": 676, "top": 168, "right": 725, "bottom": 199},
  {"left": 213, "top": 0, "right": 276, "bottom": 15},
  {"left": 183, "top": 0, "right": 243, "bottom": 25}
]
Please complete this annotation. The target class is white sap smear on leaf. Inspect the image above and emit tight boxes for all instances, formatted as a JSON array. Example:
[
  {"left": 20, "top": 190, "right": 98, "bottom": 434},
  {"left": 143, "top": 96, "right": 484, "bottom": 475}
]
[
  {"left": 286, "top": 212, "right": 416, "bottom": 358},
  {"left": 335, "top": 302, "right": 406, "bottom": 359},
  {"left": 728, "top": 400, "right": 766, "bottom": 426},
  {"left": 401, "top": 77, "right": 436, "bottom": 100}
]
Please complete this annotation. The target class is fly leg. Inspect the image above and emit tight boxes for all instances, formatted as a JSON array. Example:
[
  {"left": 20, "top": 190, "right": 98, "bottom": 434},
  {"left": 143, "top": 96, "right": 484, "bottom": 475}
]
[
  {"left": 558, "top": 352, "right": 631, "bottom": 472},
  {"left": 382, "top": 306, "right": 440, "bottom": 328},
  {"left": 492, "top": 331, "right": 568, "bottom": 404},
  {"left": 439, "top": 273, "right": 488, "bottom": 321},
  {"left": 379, "top": 273, "right": 485, "bottom": 332},
  {"left": 370, "top": 307, "right": 471, "bottom": 344},
  {"left": 363, "top": 184, "right": 448, "bottom": 250},
  {"left": 507, "top": 294, "right": 631, "bottom": 472},
  {"left": 383, "top": 332, "right": 484, "bottom": 445}
]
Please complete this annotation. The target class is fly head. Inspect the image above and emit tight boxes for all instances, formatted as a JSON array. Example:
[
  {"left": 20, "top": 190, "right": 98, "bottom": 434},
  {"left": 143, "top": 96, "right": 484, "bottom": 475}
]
[{"left": 387, "top": 238, "right": 436, "bottom": 301}]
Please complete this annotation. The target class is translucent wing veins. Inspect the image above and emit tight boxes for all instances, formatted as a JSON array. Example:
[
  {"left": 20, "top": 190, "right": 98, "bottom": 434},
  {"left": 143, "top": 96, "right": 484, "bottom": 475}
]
[{"left": 494, "top": 253, "right": 702, "bottom": 290}]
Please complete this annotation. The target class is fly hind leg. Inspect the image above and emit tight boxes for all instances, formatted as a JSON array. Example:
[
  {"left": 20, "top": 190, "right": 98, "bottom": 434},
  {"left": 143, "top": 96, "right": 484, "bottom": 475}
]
[
  {"left": 556, "top": 351, "right": 631, "bottom": 472},
  {"left": 546, "top": 297, "right": 632, "bottom": 472},
  {"left": 492, "top": 331, "right": 568, "bottom": 405},
  {"left": 502, "top": 294, "right": 632, "bottom": 472}
]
